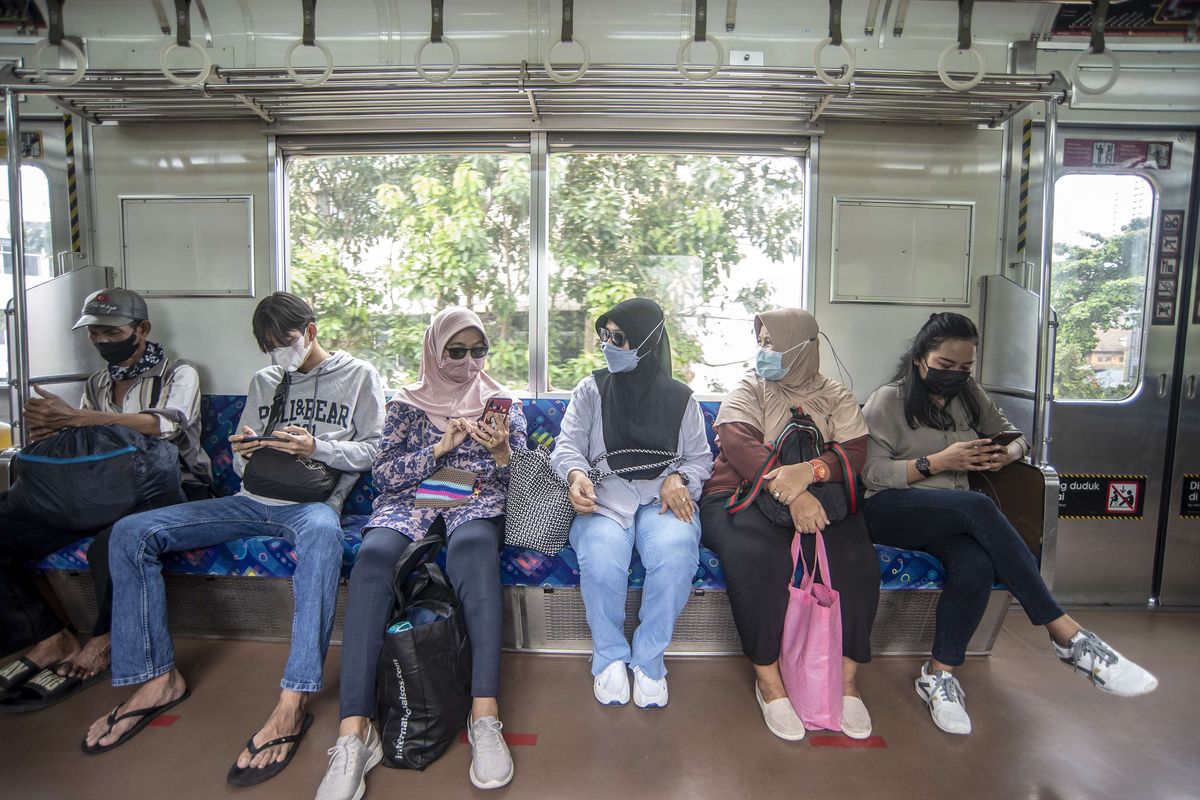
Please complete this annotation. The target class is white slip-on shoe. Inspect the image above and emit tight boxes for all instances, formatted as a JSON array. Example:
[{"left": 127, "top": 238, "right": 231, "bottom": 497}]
[
  {"left": 914, "top": 661, "right": 971, "bottom": 736},
  {"left": 593, "top": 661, "right": 630, "bottom": 706},
  {"left": 467, "top": 714, "right": 514, "bottom": 790},
  {"left": 841, "top": 695, "right": 873, "bottom": 740},
  {"left": 631, "top": 667, "right": 668, "bottom": 709},
  {"left": 1053, "top": 629, "right": 1158, "bottom": 697},
  {"left": 754, "top": 683, "right": 805, "bottom": 741},
  {"left": 314, "top": 724, "right": 383, "bottom": 800}
]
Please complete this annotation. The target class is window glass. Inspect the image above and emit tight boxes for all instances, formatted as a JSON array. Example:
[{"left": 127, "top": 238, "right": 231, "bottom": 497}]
[{"left": 0, "top": 164, "right": 55, "bottom": 382}]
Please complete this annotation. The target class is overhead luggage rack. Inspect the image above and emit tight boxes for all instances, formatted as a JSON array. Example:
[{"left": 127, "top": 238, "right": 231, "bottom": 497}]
[{"left": 0, "top": 63, "right": 1067, "bottom": 130}]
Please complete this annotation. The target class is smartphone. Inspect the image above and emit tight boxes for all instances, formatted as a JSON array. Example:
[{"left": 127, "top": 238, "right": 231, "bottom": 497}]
[
  {"left": 989, "top": 430, "right": 1023, "bottom": 447},
  {"left": 480, "top": 397, "right": 513, "bottom": 427},
  {"left": 239, "top": 434, "right": 278, "bottom": 443}
]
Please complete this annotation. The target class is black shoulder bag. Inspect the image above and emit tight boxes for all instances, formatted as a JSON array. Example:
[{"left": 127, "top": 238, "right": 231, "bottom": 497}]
[{"left": 241, "top": 374, "right": 342, "bottom": 503}]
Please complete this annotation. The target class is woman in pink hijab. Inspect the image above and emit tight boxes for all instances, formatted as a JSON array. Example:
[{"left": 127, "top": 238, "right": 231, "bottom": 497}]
[{"left": 315, "top": 308, "right": 526, "bottom": 796}]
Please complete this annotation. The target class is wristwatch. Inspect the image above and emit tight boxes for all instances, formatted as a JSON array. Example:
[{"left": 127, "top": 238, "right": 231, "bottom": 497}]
[
  {"left": 915, "top": 456, "right": 934, "bottom": 478},
  {"left": 671, "top": 470, "right": 690, "bottom": 487}
]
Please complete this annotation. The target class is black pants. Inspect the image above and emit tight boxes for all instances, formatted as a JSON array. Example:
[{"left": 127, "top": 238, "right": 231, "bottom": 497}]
[
  {"left": 864, "top": 488, "right": 1065, "bottom": 666},
  {"left": 700, "top": 494, "right": 879, "bottom": 665},
  {"left": 340, "top": 517, "right": 505, "bottom": 720}
]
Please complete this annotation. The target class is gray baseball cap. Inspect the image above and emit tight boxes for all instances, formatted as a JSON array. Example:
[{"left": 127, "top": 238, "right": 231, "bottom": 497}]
[{"left": 72, "top": 288, "right": 150, "bottom": 330}]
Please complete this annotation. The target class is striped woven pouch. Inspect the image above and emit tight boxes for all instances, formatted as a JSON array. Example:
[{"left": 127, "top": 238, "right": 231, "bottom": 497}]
[{"left": 415, "top": 467, "right": 480, "bottom": 508}]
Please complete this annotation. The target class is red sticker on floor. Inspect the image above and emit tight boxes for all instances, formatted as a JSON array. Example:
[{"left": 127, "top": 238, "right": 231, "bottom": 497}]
[
  {"left": 458, "top": 732, "right": 538, "bottom": 746},
  {"left": 148, "top": 714, "right": 180, "bottom": 727},
  {"left": 808, "top": 735, "right": 887, "bottom": 748}
]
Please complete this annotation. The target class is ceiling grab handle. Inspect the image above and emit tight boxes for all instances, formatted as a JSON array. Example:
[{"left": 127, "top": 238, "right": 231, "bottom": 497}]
[
  {"left": 813, "top": 0, "right": 855, "bottom": 87},
  {"left": 33, "top": 0, "right": 86, "bottom": 87},
  {"left": 160, "top": 0, "right": 213, "bottom": 86},
  {"left": 937, "top": 0, "right": 986, "bottom": 92},
  {"left": 1069, "top": 0, "right": 1121, "bottom": 96},
  {"left": 415, "top": 0, "right": 460, "bottom": 83},
  {"left": 286, "top": 0, "right": 334, "bottom": 87},
  {"left": 676, "top": 0, "right": 724, "bottom": 82},
  {"left": 545, "top": 0, "right": 590, "bottom": 84}
]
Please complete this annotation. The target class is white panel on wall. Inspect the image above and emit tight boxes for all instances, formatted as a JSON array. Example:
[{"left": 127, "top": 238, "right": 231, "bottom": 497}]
[
  {"left": 830, "top": 198, "right": 973, "bottom": 306},
  {"left": 121, "top": 196, "right": 254, "bottom": 296}
]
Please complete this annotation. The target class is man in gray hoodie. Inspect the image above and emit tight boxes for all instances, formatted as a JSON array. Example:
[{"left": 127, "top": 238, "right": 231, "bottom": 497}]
[{"left": 82, "top": 293, "right": 385, "bottom": 787}]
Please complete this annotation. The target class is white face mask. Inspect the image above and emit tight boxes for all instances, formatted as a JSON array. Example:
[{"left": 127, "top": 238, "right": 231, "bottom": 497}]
[{"left": 271, "top": 334, "right": 311, "bottom": 373}]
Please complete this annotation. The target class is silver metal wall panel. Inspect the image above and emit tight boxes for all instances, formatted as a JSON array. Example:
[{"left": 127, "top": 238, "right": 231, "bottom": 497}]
[{"left": 979, "top": 274, "right": 1039, "bottom": 396}]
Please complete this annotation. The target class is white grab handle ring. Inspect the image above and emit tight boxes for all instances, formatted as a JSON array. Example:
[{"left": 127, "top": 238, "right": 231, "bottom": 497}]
[
  {"left": 937, "top": 44, "right": 986, "bottom": 92},
  {"left": 285, "top": 39, "right": 334, "bottom": 87},
  {"left": 812, "top": 38, "right": 856, "bottom": 87},
  {"left": 414, "top": 37, "right": 460, "bottom": 83},
  {"left": 1069, "top": 48, "right": 1121, "bottom": 96},
  {"left": 33, "top": 39, "right": 86, "bottom": 86},
  {"left": 160, "top": 41, "right": 213, "bottom": 86},
  {"left": 544, "top": 38, "right": 591, "bottom": 84},
  {"left": 676, "top": 35, "right": 724, "bottom": 82}
]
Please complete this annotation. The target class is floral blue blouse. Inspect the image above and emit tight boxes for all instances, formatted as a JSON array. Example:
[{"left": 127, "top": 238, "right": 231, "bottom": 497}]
[{"left": 366, "top": 400, "right": 528, "bottom": 540}]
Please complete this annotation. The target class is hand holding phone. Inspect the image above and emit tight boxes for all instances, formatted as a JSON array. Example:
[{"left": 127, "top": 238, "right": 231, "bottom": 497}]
[
  {"left": 989, "top": 430, "right": 1023, "bottom": 447},
  {"left": 479, "top": 397, "right": 513, "bottom": 429}
]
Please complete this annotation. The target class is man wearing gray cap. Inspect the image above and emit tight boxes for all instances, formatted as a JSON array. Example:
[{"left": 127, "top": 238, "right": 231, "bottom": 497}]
[{"left": 0, "top": 287, "right": 210, "bottom": 711}]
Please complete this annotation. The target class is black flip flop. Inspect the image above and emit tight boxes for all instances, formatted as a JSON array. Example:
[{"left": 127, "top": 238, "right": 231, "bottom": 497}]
[
  {"left": 81, "top": 689, "right": 192, "bottom": 755},
  {"left": 0, "top": 657, "right": 42, "bottom": 699},
  {"left": 226, "top": 712, "right": 315, "bottom": 787},
  {"left": 0, "top": 665, "right": 111, "bottom": 714}
]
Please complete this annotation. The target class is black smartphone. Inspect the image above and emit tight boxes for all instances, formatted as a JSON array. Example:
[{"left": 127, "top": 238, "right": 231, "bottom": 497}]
[
  {"left": 989, "top": 430, "right": 1023, "bottom": 447},
  {"left": 239, "top": 434, "right": 278, "bottom": 443}
]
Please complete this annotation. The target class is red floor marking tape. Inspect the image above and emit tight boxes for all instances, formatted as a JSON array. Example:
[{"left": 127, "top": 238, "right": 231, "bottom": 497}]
[
  {"left": 148, "top": 714, "right": 180, "bottom": 728},
  {"left": 457, "top": 732, "right": 538, "bottom": 746},
  {"left": 808, "top": 735, "right": 887, "bottom": 748}
]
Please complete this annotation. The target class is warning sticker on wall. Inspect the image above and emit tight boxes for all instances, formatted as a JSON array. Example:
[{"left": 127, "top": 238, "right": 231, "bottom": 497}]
[
  {"left": 1059, "top": 474, "right": 1146, "bottom": 520},
  {"left": 1182, "top": 475, "right": 1200, "bottom": 519}
]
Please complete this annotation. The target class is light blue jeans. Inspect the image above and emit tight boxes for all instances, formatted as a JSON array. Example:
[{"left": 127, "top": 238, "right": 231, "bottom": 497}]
[
  {"left": 569, "top": 503, "right": 701, "bottom": 680},
  {"left": 108, "top": 495, "right": 344, "bottom": 692}
]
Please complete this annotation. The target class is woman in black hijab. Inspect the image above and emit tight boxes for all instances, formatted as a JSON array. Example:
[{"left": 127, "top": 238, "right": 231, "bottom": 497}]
[{"left": 551, "top": 298, "right": 714, "bottom": 709}]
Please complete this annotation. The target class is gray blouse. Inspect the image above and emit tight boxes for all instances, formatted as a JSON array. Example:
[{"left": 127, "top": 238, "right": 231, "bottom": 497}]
[
  {"left": 861, "top": 380, "right": 1028, "bottom": 497},
  {"left": 550, "top": 376, "right": 714, "bottom": 529}
]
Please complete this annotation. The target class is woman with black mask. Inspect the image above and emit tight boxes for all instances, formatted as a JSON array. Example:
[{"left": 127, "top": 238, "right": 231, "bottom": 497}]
[
  {"left": 862, "top": 312, "right": 1157, "bottom": 738},
  {"left": 550, "top": 298, "right": 713, "bottom": 709}
]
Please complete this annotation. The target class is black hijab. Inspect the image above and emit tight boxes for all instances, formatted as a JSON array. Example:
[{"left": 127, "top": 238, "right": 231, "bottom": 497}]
[{"left": 592, "top": 298, "right": 693, "bottom": 481}]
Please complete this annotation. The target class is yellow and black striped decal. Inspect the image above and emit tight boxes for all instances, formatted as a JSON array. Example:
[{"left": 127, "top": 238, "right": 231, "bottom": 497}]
[
  {"left": 1058, "top": 474, "right": 1146, "bottom": 520},
  {"left": 63, "top": 113, "right": 81, "bottom": 254},
  {"left": 1181, "top": 475, "right": 1200, "bottom": 519},
  {"left": 1016, "top": 118, "right": 1031, "bottom": 254}
]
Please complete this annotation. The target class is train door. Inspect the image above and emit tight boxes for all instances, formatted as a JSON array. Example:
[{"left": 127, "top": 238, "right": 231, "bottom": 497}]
[{"left": 1046, "top": 129, "right": 1196, "bottom": 605}]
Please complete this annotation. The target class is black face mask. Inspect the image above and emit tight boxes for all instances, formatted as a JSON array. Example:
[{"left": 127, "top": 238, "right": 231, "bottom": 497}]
[
  {"left": 922, "top": 365, "right": 971, "bottom": 397},
  {"left": 95, "top": 333, "right": 140, "bottom": 365}
]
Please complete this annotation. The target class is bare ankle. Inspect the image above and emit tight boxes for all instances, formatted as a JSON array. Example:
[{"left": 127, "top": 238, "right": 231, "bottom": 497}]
[{"left": 339, "top": 716, "right": 372, "bottom": 741}]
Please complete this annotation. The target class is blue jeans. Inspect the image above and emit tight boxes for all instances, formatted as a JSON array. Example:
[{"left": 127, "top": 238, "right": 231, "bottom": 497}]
[
  {"left": 569, "top": 504, "right": 701, "bottom": 680},
  {"left": 108, "top": 495, "right": 344, "bottom": 692}
]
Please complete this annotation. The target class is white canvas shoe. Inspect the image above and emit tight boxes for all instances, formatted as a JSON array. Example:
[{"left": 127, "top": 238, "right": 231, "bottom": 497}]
[
  {"left": 841, "top": 695, "right": 873, "bottom": 740},
  {"left": 593, "top": 661, "right": 630, "bottom": 706},
  {"left": 754, "top": 684, "right": 806, "bottom": 741}
]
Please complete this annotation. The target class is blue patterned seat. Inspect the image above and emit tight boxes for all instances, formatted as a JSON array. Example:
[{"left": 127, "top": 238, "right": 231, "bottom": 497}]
[{"left": 31, "top": 396, "right": 948, "bottom": 589}]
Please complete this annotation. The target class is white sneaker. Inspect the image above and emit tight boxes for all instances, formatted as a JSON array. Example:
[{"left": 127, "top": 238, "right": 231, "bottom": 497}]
[
  {"left": 1053, "top": 629, "right": 1159, "bottom": 697},
  {"left": 314, "top": 725, "right": 383, "bottom": 800},
  {"left": 467, "top": 714, "right": 514, "bottom": 790},
  {"left": 841, "top": 695, "right": 873, "bottom": 740},
  {"left": 632, "top": 667, "right": 668, "bottom": 709},
  {"left": 914, "top": 661, "right": 971, "bottom": 735},
  {"left": 754, "top": 683, "right": 805, "bottom": 741},
  {"left": 593, "top": 661, "right": 630, "bottom": 706}
]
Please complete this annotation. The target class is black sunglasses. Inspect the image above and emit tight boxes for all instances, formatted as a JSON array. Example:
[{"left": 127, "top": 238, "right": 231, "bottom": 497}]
[
  {"left": 597, "top": 328, "right": 629, "bottom": 348},
  {"left": 446, "top": 345, "right": 489, "bottom": 360}
]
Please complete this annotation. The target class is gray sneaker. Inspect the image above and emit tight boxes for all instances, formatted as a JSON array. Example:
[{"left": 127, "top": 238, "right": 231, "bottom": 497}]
[
  {"left": 314, "top": 725, "right": 383, "bottom": 800},
  {"left": 466, "top": 714, "right": 514, "bottom": 790}
]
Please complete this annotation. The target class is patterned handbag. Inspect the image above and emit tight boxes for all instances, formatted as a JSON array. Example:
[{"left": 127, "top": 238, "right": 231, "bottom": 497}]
[
  {"left": 504, "top": 446, "right": 682, "bottom": 555},
  {"left": 415, "top": 467, "right": 480, "bottom": 509}
]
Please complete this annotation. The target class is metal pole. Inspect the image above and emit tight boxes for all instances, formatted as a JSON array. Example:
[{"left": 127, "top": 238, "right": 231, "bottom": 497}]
[
  {"left": 6, "top": 88, "right": 30, "bottom": 448},
  {"left": 1031, "top": 98, "right": 1057, "bottom": 466}
]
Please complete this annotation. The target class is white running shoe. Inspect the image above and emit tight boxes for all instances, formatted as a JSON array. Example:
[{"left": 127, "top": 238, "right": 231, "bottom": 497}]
[
  {"left": 754, "top": 683, "right": 805, "bottom": 741},
  {"left": 914, "top": 661, "right": 972, "bottom": 735},
  {"left": 841, "top": 695, "right": 873, "bottom": 740},
  {"left": 1053, "top": 629, "right": 1159, "bottom": 697},
  {"left": 314, "top": 725, "right": 383, "bottom": 800},
  {"left": 593, "top": 661, "right": 630, "bottom": 706},
  {"left": 632, "top": 666, "right": 668, "bottom": 709},
  {"left": 467, "top": 714, "right": 514, "bottom": 790}
]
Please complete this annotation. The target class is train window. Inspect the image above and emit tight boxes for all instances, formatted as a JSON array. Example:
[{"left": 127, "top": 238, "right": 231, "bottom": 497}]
[
  {"left": 285, "top": 153, "right": 531, "bottom": 390},
  {"left": 1050, "top": 173, "right": 1153, "bottom": 401},
  {"left": 0, "top": 163, "right": 54, "bottom": 383},
  {"left": 546, "top": 152, "right": 804, "bottom": 393}
]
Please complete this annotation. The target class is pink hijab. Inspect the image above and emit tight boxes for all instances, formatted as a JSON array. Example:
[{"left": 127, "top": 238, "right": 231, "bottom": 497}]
[{"left": 393, "top": 307, "right": 505, "bottom": 431}]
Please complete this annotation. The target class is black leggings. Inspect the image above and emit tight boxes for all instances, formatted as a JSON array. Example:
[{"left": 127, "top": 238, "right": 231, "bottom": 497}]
[
  {"left": 700, "top": 494, "right": 879, "bottom": 665},
  {"left": 339, "top": 517, "right": 504, "bottom": 720}
]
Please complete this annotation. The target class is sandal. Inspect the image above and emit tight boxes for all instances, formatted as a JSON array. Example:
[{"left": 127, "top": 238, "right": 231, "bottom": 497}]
[
  {"left": 0, "top": 657, "right": 41, "bottom": 699},
  {"left": 0, "top": 664, "right": 110, "bottom": 713},
  {"left": 81, "top": 689, "right": 192, "bottom": 755},
  {"left": 226, "top": 713, "right": 314, "bottom": 787}
]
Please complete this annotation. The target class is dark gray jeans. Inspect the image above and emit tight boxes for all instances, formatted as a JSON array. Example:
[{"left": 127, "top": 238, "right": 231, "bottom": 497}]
[{"left": 339, "top": 517, "right": 504, "bottom": 720}]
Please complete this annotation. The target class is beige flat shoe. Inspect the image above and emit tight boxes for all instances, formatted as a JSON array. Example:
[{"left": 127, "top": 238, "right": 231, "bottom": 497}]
[
  {"left": 841, "top": 694, "right": 873, "bottom": 740},
  {"left": 755, "top": 684, "right": 806, "bottom": 741}
]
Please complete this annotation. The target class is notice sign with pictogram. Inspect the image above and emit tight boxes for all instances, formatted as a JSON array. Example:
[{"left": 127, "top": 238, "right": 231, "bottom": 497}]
[
  {"left": 1182, "top": 475, "right": 1200, "bottom": 519},
  {"left": 1153, "top": 210, "right": 1185, "bottom": 326},
  {"left": 1059, "top": 474, "right": 1146, "bottom": 520}
]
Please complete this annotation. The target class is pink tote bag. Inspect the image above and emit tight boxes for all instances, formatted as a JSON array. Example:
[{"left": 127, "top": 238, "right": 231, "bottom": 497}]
[{"left": 779, "top": 531, "right": 843, "bottom": 731}]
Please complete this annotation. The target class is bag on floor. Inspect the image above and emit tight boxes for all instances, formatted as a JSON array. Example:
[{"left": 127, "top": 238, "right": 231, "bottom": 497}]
[
  {"left": 8, "top": 423, "right": 186, "bottom": 531},
  {"left": 779, "top": 530, "right": 843, "bottom": 731},
  {"left": 377, "top": 520, "right": 473, "bottom": 770}
]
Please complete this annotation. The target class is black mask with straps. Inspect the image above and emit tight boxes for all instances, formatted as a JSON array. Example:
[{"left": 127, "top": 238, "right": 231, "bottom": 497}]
[
  {"left": 921, "top": 364, "right": 971, "bottom": 398},
  {"left": 95, "top": 333, "right": 140, "bottom": 365}
]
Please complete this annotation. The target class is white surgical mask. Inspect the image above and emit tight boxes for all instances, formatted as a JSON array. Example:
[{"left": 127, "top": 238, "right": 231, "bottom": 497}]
[{"left": 271, "top": 335, "right": 311, "bottom": 373}]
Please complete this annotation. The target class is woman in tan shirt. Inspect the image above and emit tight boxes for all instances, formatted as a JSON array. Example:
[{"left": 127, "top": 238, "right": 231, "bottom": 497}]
[{"left": 862, "top": 312, "right": 1157, "bottom": 737}]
